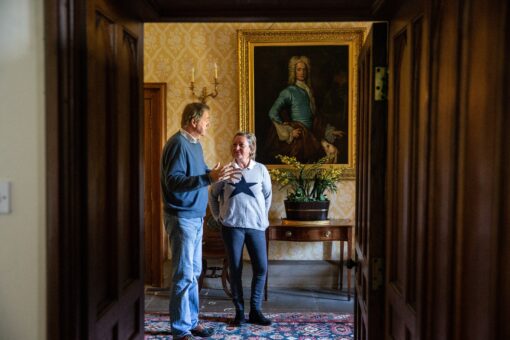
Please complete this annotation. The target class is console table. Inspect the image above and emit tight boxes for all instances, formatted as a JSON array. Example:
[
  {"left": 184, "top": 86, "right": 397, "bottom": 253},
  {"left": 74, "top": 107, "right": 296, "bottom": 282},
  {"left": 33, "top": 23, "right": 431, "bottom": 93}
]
[{"left": 265, "top": 218, "right": 353, "bottom": 300}]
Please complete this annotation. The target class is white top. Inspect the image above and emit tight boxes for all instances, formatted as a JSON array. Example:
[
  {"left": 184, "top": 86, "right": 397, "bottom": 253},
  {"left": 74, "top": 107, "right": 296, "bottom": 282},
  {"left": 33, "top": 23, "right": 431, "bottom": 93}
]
[{"left": 209, "top": 160, "right": 272, "bottom": 230}]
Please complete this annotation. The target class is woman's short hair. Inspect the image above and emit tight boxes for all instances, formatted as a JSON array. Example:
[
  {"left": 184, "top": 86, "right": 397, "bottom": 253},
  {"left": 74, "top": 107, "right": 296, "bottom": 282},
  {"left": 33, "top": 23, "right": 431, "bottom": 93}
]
[
  {"left": 234, "top": 131, "right": 257, "bottom": 160},
  {"left": 181, "top": 102, "right": 210, "bottom": 128}
]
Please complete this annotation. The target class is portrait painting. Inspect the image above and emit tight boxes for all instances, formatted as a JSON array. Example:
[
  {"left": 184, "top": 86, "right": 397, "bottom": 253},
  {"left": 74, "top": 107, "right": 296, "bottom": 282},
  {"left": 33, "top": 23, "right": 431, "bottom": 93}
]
[{"left": 238, "top": 29, "right": 363, "bottom": 178}]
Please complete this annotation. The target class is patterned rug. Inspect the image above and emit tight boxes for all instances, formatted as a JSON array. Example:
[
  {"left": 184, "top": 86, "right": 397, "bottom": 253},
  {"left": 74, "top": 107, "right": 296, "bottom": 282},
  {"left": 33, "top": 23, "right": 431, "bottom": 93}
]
[{"left": 145, "top": 312, "right": 354, "bottom": 339}]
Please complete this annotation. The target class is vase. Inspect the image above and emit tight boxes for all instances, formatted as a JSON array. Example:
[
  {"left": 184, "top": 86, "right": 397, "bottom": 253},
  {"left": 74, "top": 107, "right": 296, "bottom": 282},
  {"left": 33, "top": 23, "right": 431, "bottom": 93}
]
[{"left": 284, "top": 200, "right": 330, "bottom": 221}]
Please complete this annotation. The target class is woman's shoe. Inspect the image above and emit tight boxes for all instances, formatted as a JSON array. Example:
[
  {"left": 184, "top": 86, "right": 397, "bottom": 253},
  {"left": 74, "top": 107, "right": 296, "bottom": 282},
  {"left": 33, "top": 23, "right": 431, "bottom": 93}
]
[
  {"left": 232, "top": 310, "right": 247, "bottom": 326},
  {"left": 248, "top": 310, "right": 272, "bottom": 326}
]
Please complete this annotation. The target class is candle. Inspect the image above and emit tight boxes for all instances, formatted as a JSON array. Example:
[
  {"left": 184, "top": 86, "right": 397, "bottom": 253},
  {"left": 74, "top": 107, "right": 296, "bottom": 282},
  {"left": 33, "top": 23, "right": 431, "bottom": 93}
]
[
  {"left": 214, "top": 63, "right": 218, "bottom": 79},
  {"left": 191, "top": 67, "right": 195, "bottom": 82}
]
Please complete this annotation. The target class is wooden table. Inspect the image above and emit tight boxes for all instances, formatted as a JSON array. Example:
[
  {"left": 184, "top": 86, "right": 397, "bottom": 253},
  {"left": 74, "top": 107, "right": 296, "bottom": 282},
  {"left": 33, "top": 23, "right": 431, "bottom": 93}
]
[{"left": 265, "top": 218, "right": 353, "bottom": 300}]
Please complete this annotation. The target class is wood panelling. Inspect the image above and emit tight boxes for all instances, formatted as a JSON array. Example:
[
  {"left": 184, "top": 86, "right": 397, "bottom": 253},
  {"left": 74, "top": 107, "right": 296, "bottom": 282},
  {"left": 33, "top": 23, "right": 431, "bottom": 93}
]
[
  {"left": 502, "top": 14, "right": 510, "bottom": 338},
  {"left": 46, "top": 0, "right": 90, "bottom": 337},
  {"left": 425, "top": 2, "right": 460, "bottom": 337},
  {"left": 89, "top": 10, "right": 116, "bottom": 311},
  {"left": 453, "top": 0, "right": 504, "bottom": 335},
  {"left": 425, "top": 0, "right": 509, "bottom": 339},
  {"left": 407, "top": 16, "right": 423, "bottom": 308},
  {"left": 440, "top": 0, "right": 507, "bottom": 338},
  {"left": 354, "top": 22, "right": 388, "bottom": 340},
  {"left": 46, "top": 0, "right": 145, "bottom": 338},
  {"left": 117, "top": 30, "right": 140, "bottom": 288},
  {"left": 501, "top": 54, "right": 510, "bottom": 338},
  {"left": 87, "top": 1, "right": 144, "bottom": 337},
  {"left": 386, "top": 1, "right": 427, "bottom": 338},
  {"left": 389, "top": 28, "right": 408, "bottom": 295}
]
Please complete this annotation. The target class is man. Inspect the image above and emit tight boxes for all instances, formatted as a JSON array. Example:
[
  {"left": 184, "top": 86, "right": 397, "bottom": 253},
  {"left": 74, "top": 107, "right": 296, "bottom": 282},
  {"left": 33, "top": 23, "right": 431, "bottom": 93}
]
[
  {"left": 161, "top": 102, "right": 240, "bottom": 340},
  {"left": 264, "top": 55, "right": 344, "bottom": 164}
]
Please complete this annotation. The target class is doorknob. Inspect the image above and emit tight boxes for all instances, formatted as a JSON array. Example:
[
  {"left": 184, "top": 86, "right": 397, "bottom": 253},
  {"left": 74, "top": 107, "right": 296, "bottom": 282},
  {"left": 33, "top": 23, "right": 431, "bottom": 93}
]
[{"left": 345, "top": 259, "right": 358, "bottom": 269}]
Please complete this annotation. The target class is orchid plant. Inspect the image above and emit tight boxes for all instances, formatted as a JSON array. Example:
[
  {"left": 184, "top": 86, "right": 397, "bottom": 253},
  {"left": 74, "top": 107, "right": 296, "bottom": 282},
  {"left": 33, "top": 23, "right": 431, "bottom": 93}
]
[{"left": 268, "top": 155, "right": 343, "bottom": 202}]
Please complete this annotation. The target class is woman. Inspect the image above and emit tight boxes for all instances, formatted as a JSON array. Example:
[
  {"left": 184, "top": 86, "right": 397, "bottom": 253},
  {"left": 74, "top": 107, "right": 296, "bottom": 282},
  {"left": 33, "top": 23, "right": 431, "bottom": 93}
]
[{"left": 209, "top": 132, "right": 273, "bottom": 326}]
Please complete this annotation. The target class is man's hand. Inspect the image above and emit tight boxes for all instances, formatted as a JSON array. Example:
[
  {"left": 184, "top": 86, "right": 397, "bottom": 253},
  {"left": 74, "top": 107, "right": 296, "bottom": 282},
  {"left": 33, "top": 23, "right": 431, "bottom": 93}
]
[
  {"left": 291, "top": 128, "right": 303, "bottom": 139},
  {"left": 209, "top": 163, "right": 242, "bottom": 183}
]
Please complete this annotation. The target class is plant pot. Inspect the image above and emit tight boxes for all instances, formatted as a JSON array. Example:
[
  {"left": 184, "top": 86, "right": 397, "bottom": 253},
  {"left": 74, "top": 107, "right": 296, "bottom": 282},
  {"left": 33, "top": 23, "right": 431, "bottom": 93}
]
[{"left": 284, "top": 200, "right": 330, "bottom": 221}]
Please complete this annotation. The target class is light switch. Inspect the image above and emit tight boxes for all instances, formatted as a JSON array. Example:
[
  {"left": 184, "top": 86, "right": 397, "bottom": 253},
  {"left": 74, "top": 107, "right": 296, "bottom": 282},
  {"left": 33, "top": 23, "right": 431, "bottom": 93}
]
[{"left": 0, "top": 181, "right": 11, "bottom": 214}]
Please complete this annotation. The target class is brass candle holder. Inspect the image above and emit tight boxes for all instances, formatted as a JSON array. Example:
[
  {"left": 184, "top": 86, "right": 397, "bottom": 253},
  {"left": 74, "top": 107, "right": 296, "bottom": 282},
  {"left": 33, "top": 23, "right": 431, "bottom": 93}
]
[{"left": 189, "top": 78, "right": 219, "bottom": 104}]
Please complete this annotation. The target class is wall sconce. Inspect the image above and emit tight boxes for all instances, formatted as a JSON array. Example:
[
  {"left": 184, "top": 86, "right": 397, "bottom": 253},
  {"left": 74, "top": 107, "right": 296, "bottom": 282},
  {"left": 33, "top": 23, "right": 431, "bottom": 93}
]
[{"left": 189, "top": 63, "right": 219, "bottom": 103}]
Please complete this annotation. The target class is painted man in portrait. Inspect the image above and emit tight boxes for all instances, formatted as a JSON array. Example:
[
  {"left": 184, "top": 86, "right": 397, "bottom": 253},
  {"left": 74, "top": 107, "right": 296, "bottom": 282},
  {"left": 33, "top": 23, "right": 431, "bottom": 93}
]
[{"left": 262, "top": 56, "right": 345, "bottom": 164}]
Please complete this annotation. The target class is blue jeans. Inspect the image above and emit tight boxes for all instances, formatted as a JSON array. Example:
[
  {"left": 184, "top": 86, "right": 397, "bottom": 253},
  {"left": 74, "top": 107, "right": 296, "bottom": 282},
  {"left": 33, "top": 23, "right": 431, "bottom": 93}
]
[
  {"left": 164, "top": 214, "right": 203, "bottom": 338},
  {"left": 221, "top": 226, "right": 268, "bottom": 312}
]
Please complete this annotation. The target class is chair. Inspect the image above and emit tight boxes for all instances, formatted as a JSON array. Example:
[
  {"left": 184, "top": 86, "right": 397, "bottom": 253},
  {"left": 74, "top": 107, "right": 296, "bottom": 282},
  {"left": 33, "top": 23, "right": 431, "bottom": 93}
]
[{"left": 199, "top": 213, "right": 231, "bottom": 297}]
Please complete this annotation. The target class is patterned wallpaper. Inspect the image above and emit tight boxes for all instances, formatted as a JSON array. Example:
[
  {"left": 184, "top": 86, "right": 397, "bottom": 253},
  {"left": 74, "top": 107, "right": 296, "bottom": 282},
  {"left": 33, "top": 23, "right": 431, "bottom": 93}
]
[{"left": 144, "top": 22, "right": 370, "bottom": 260}]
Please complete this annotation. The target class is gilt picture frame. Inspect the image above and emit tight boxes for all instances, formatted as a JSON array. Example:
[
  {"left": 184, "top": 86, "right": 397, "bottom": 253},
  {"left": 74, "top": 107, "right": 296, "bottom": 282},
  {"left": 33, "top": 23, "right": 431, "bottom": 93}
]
[{"left": 238, "top": 29, "right": 363, "bottom": 178}]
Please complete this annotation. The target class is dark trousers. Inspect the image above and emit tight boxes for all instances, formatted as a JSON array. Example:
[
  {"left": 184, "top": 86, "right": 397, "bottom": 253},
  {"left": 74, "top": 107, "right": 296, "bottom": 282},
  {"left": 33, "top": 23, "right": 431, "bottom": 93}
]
[{"left": 221, "top": 226, "right": 268, "bottom": 312}]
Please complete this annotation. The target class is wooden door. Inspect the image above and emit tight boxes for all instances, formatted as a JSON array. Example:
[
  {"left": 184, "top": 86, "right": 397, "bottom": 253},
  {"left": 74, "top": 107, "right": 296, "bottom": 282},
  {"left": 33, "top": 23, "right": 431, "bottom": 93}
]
[
  {"left": 144, "top": 83, "right": 167, "bottom": 287},
  {"left": 385, "top": 1, "right": 427, "bottom": 339},
  {"left": 86, "top": 0, "right": 144, "bottom": 338},
  {"left": 423, "top": 0, "right": 509, "bottom": 339},
  {"left": 46, "top": 0, "right": 145, "bottom": 338},
  {"left": 354, "top": 22, "right": 388, "bottom": 340}
]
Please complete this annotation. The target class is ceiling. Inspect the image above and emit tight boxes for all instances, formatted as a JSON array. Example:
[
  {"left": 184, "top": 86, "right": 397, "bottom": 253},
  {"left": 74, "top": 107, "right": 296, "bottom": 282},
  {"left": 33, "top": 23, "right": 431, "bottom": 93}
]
[{"left": 128, "top": 0, "right": 397, "bottom": 22}]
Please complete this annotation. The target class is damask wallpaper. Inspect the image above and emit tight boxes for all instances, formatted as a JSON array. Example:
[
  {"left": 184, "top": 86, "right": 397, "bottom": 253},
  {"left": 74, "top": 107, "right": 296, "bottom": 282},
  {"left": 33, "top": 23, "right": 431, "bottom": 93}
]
[{"left": 144, "top": 22, "right": 370, "bottom": 260}]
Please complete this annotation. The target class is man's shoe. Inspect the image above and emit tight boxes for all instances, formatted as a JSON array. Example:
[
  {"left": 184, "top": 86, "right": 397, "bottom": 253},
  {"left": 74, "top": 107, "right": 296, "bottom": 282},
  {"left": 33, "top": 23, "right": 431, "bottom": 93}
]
[
  {"left": 232, "top": 310, "right": 247, "bottom": 326},
  {"left": 174, "top": 335, "right": 196, "bottom": 340},
  {"left": 248, "top": 310, "right": 272, "bottom": 326},
  {"left": 190, "top": 324, "right": 214, "bottom": 338}
]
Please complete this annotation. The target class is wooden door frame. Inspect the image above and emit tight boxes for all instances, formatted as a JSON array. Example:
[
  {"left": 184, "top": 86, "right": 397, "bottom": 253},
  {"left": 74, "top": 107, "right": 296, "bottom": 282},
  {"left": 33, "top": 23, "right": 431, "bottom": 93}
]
[
  {"left": 354, "top": 22, "right": 388, "bottom": 340},
  {"left": 45, "top": 0, "right": 90, "bottom": 337},
  {"left": 48, "top": 1, "right": 510, "bottom": 340},
  {"left": 45, "top": 0, "right": 145, "bottom": 338},
  {"left": 143, "top": 82, "right": 167, "bottom": 287},
  {"left": 424, "top": 0, "right": 509, "bottom": 338},
  {"left": 385, "top": 3, "right": 428, "bottom": 338},
  {"left": 43, "top": 2, "right": 393, "bottom": 337}
]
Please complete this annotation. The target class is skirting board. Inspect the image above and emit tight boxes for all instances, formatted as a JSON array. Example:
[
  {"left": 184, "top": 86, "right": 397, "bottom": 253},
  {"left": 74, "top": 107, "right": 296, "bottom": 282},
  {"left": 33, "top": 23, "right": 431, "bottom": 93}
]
[{"left": 200, "top": 260, "right": 346, "bottom": 290}]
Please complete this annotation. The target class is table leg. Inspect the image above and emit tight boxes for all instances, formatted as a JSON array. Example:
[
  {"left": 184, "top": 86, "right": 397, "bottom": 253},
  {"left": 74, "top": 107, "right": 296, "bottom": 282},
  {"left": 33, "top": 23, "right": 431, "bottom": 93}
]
[
  {"left": 339, "top": 238, "right": 345, "bottom": 291},
  {"left": 347, "top": 228, "right": 352, "bottom": 300},
  {"left": 264, "top": 229, "right": 269, "bottom": 301}
]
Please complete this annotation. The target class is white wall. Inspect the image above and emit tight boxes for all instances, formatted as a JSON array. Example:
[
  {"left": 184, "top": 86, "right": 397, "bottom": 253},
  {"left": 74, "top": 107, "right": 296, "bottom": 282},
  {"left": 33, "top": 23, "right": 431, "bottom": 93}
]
[{"left": 0, "top": 0, "right": 46, "bottom": 338}]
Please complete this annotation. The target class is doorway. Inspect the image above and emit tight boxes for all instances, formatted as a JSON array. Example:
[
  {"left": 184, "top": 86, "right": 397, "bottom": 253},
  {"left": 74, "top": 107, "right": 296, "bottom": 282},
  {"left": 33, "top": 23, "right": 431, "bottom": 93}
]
[
  {"left": 46, "top": 1, "right": 510, "bottom": 339},
  {"left": 141, "top": 22, "right": 358, "bottom": 323},
  {"left": 143, "top": 83, "right": 167, "bottom": 288}
]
